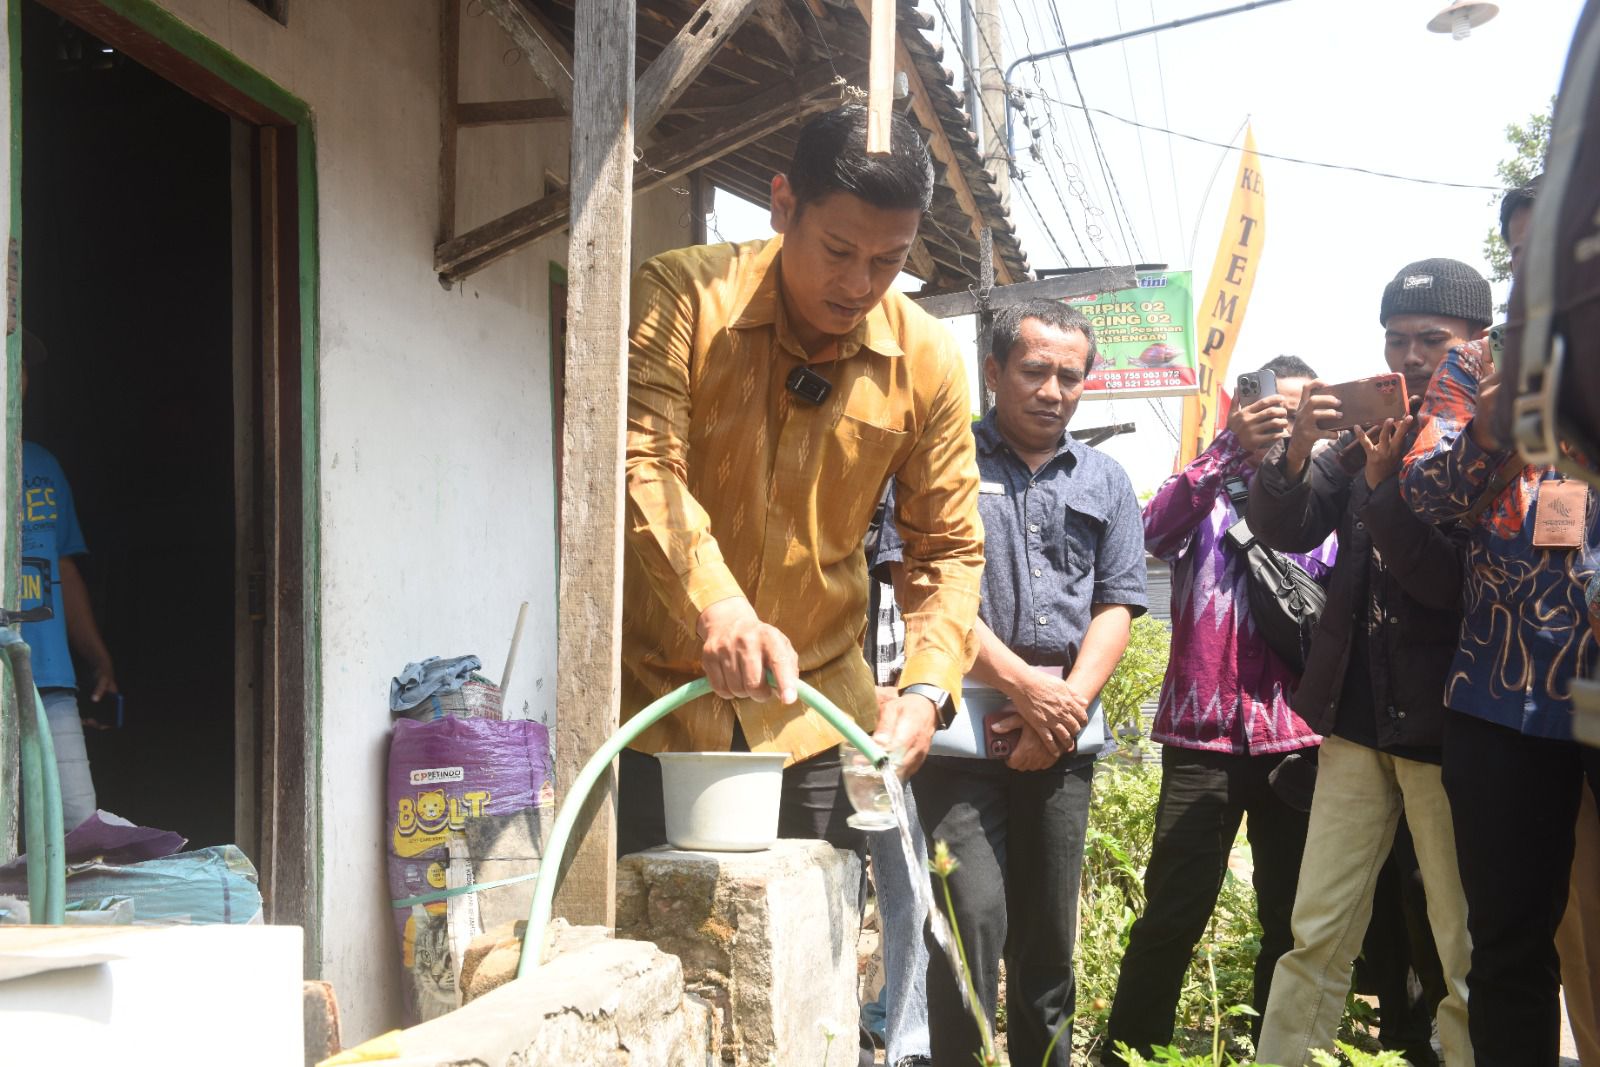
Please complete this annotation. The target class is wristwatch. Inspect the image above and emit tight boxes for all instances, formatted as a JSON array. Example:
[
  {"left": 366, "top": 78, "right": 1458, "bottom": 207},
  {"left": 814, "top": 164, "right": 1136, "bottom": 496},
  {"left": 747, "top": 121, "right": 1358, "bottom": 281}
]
[{"left": 899, "top": 683, "right": 956, "bottom": 730}]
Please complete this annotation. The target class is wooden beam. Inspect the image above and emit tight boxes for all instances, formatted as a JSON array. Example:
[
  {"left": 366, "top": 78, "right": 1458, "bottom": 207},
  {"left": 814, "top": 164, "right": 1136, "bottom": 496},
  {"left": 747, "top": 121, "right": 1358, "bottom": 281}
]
[
  {"left": 667, "top": 80, "right": 760, "bottom": 114},
  {"left": 914, "top": 265, "right": 1137, "bottom": 319},
  {"left": 439, "top": 0, "right": 461, "bottom": 243},
  {"left": 904, "top": 237, "right": 937, "bottom": 281},
  {"left": 456, "top": 98, "right": 567, "bottom": 127},
  {"left": 437, "top": 60, "right": 849, "bottom": 280},
  {"left": 1072, "top": 422, "right": 1138, "bottom": 447},
  {"left": 751, "top": 0, "right": 814, "bottom": 68},
  {"left": 976, "top": 226, "right": 996, "bottom": 413},
  {"left": 551, "top": 0, "right": 635, "bottom": 936},
  {"left": 867, "top": 0, "right": 894, "bottom": 153},
  {"left": 637, "top": 3, "right": 794, "bottom": 85},
  {"left": 850, "top": 0, "right": 1014, "bottom": 284},
  {"left": 480, "top": 0, "right": 575, "bottom": 114},
  {"left": 689, "top": 169, "right": 712, "bottom": 245},
  {"left": 636, "top": 0, "right": 767, "bottom": 136}
]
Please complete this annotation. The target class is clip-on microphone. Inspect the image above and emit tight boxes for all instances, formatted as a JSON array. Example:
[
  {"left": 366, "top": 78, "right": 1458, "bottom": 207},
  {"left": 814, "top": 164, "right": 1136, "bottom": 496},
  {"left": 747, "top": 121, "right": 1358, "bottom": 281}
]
[{"left": 786, "top": 365, "right": 832, "bottom": 406}]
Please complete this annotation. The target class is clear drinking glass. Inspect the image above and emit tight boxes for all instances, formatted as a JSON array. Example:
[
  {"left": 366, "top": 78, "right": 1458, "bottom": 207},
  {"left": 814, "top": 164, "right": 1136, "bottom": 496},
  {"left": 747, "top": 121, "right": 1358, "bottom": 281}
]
[{"left": 842, "top": 747, "right": 898, "bottom": 831}]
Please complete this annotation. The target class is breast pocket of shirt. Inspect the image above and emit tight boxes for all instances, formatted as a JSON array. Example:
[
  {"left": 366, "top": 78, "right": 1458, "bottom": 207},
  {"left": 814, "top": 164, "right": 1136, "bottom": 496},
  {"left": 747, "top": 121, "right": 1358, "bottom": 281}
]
[
  {"left": 822, "top": 412, "right": 907, "bottom": 541},
  {"left": 1053, "top": 496, "right": 1108, "bottom": 576},
  {"left": 830, "top": 411, "right": 906, "bottom": 476}
]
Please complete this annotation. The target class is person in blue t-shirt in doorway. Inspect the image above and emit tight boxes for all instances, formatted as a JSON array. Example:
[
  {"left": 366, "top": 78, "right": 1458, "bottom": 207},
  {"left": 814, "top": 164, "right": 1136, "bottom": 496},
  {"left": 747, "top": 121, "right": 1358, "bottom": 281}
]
[{"left": 20, "top": 329, "right": 117, "bottom": 830}]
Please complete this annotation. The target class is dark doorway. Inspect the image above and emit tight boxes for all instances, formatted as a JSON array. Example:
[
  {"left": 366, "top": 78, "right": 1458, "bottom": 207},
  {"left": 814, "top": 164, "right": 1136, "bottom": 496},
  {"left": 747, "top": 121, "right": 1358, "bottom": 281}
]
[{"left": 20, "top": 0, "right": 236, "bottom": 847}]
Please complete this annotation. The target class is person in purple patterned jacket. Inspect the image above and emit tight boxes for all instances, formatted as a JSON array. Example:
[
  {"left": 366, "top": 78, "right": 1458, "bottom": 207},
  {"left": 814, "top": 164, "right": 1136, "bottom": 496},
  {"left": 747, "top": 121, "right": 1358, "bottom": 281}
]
[{"left": 1105, "top": 355, "right": 1335, "bottom": 1061}]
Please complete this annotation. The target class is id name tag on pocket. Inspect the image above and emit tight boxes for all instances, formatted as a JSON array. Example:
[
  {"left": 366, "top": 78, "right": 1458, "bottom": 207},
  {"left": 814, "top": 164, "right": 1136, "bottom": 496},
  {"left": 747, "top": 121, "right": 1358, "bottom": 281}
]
[
  {"left": 979, "top": 481, "right": 1006, "bottom": 495},
  {"left": 1533, "top": 480, "right": 1590, "bottom": 549}
]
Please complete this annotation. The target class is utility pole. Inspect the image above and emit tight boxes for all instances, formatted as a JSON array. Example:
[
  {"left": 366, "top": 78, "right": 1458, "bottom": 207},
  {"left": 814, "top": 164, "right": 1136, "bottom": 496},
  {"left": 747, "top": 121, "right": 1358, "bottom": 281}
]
[
  {"left": 960, "top": 0, "right": 981, "bottom": 141},
  {"left": 972, "top": 0, "right": 1009, "bottom": 210}
]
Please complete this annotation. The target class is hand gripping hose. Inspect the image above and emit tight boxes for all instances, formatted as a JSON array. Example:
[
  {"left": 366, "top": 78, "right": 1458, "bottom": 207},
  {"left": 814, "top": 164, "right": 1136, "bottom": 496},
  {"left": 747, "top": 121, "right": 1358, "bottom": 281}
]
[{"left": 518, "top": 676, "right": 887, "bottom": 977}]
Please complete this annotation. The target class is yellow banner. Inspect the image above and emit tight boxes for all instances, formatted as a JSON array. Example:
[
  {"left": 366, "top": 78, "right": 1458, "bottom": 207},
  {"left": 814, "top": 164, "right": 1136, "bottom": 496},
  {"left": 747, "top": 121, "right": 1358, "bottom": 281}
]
[{"left": 1176, "top": 128, "right": 1266, "bottom": 468}]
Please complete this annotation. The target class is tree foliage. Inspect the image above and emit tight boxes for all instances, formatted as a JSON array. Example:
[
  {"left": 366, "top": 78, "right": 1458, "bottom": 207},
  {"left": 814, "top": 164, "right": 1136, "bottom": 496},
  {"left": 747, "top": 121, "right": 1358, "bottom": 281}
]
[{"left": 1483, "top": 99, "right": 1553, "bottom": 283}]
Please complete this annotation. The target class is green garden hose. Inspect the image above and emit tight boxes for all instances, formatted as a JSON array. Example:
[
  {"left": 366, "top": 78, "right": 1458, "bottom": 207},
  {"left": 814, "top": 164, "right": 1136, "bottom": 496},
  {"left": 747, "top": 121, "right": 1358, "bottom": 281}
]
[
  {"left": 517, "top": 676, "right": 887, "bottom": 976},
  {"left": 2, "top": 631, "right": 66, "bottom": 924}
]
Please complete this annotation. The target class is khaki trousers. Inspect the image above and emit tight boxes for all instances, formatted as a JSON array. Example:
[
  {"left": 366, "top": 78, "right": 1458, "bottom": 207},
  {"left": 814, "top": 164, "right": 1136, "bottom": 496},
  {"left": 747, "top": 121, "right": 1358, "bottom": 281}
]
[
  {"left": 1257, "top": 736, "right": 1473, "bottom": 1067},
  {"left": 1559, "top": 787, "right": 1600, "bottom": 1066}
]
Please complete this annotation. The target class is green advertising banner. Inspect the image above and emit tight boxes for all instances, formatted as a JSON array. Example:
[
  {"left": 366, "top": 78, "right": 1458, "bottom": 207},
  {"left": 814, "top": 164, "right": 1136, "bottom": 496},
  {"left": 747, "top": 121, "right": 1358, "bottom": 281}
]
[{"left": 1078, "top": 270, "right": 1198, "bottom": 399}]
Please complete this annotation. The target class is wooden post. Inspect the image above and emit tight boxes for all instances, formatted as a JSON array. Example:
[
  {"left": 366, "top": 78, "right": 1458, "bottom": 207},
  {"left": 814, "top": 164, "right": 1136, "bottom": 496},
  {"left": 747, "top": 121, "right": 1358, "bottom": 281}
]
[
  {"left": 552, "top": 0, "right": 636, "bottom": 928},
  {"left": 689, "top": 169, "right": 711, "bottom": 246},
  {"left": 438, "top": 0, "right": 460, "bottom": 245},
  {"left": 976, "top": 226, "right": 995, "bottom": 414},
  {"left": 867, "top": 0, "right": 895, "bottom": 153},
  {"left": 972, "top": 0, "right": 1009, "bottom": 209}
]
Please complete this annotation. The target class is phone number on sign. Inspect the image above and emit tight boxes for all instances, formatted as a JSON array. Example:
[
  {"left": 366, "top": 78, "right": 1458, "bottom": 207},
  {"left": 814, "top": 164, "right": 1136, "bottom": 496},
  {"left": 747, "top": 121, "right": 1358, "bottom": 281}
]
[{"left": 1086, "top": 368, "right": 1195, "bottom": 391}]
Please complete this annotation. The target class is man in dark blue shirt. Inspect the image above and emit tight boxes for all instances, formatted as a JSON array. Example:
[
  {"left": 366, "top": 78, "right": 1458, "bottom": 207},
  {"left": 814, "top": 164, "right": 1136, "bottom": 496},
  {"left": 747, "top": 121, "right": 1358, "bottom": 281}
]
[{"left": 878, "top": 300, "right": 1147, "bottom": 1065}]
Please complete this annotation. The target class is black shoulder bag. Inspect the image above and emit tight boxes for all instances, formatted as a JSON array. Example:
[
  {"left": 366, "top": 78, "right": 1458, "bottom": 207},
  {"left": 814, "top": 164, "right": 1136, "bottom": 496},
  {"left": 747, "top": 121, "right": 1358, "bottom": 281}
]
[{"left": 1221, "top": 476, "right": 1326, "bottom": 674}]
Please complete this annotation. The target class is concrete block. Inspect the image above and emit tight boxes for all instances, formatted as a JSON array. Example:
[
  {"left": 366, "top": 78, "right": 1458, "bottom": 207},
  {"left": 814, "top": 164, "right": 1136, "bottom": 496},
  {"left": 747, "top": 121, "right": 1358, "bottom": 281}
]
[
  {"left": 459, "top": 917, "right": 611, "bottom": 1004},
  {"left": 386, "top": 936, "right": 714, "bottom": 1066},
  {"left": 618, "top": 839, "right": 863, "bottom": 1067}
]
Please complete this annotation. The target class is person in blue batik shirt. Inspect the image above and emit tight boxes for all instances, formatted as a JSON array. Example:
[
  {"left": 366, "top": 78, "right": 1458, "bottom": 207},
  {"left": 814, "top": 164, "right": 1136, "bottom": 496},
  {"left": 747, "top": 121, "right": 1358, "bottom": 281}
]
[{"left": 20, "top": 331, "right": 117, "bottom": 830}]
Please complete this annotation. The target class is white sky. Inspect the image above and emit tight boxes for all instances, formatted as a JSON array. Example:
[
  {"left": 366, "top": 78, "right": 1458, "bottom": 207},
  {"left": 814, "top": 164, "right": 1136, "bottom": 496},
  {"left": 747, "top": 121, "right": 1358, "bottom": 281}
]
[{"left": 707, "top": 0, "right": 1585, "bottom": 494}]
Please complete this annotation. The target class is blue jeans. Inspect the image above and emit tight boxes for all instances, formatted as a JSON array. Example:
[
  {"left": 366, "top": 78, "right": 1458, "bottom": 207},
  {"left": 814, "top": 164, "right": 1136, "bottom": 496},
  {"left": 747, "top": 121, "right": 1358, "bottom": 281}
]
[
  {"left": 865, "top": 778, "right": 930, "bottom": 1064},
  {"left": 41, "top": 687, "right": 96, "bottom": 830}
]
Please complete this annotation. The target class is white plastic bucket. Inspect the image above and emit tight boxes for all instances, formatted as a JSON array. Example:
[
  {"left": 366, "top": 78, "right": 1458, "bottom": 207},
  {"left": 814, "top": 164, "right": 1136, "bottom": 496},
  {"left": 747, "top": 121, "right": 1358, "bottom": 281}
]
[{"left": 656, "top": 751, "right": 787, "bottom": 851}]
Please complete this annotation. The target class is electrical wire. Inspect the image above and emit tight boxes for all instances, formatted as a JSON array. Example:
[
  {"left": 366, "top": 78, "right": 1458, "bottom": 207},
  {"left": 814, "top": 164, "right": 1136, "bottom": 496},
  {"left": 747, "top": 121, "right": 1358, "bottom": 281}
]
[
  {"left": 1039, "top": 0, "right": 1146, "bottom": 262},
  {"left": 1000, "top": 0, "right": 1111, "bottom": 264},
  {"left": 923, "top": 0, "right": 1077, "bottom": 263},
  {"left": 1186, "top": 115, "right": 1249, "bottom": 267},
  {"left": 1113, "top": 0, "right": 1167, "bottom": 261},
  {"left": 1146, "top": 397, "right": 1182, "bottom": 443},
  {"left": 1147, "top": 0, "right": 1188, "bottom": 258},
  {"left": 1062, "top": 44, "right": 1146, "bottom": 263},
  {"left": 1019, "top": 88, "right": 1504, "bottom": 192},
  {"left": 1012, "top": 0, "right": 1116, "bottom": 262}
]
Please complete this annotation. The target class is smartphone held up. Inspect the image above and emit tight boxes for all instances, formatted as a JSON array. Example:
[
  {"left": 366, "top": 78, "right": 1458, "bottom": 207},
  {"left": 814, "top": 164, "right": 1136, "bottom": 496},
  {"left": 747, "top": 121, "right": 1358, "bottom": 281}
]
[
  {"left": 1237, "top": 369, "right": 1278, "bottom": 403},
  {"left": 1308, "top": 373, "right": 1409, "bottom": 432}
]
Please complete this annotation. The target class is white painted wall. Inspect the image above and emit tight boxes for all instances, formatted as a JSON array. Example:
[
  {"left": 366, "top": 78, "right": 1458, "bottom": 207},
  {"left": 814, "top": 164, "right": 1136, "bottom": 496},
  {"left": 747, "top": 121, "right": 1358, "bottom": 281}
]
[{"left": 138, "top": 0, "right": 691, "bottom": 1042}]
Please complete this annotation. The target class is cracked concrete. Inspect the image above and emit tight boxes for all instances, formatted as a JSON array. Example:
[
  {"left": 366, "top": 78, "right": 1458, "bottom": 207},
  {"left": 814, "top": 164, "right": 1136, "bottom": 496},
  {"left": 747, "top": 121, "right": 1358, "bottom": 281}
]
[{"left": 380, "top": 936, "right": 716, "bottom": 1066}]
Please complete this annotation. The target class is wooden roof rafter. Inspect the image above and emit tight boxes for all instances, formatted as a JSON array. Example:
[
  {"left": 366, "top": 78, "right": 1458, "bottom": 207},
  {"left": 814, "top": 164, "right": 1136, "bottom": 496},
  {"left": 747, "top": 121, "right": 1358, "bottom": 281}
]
[
  {"left": 438, "top": 59, "right": 858, "bottom": 281},
  {"left": 477, "top": 0, "right": 574, "bottom": 112},
  {"left": 441, "top": 0, "right": 1029, "bottom": 287}
]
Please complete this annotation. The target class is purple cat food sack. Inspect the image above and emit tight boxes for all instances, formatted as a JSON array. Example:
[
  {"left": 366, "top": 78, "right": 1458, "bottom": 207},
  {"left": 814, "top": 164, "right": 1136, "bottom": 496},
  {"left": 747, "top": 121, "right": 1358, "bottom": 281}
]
[{"left": 386, "top": 715, "right": 553, "bottom": 1023}]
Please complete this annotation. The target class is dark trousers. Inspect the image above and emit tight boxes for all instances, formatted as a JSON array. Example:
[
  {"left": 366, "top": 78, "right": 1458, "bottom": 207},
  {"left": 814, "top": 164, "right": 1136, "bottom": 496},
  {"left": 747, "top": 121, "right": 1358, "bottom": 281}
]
[
  {"left": 1443, "top": 709, "right": 1600, "bottom": 1066},
  {"left": 1105, "top": 747, "right": 1310, "bottom": 1060},
  {"left": 915, "top": 754, "right": 1094, "bottom": 1067},
  {"left": 615, "top": 738, "right": 862, "bottom": 858}
]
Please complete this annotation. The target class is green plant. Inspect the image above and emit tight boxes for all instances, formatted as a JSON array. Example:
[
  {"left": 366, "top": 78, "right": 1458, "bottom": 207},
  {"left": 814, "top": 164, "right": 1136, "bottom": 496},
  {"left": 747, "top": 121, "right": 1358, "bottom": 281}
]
[
  {"left": 933, "top": 815, "right": 1377, "bottom": 1067},
  {"left": 930, "top": 839, "right": 1002, "bottom": 1067},
  {"left": 1099, "top": 615, "right": 1171, "bottom": 738},
  {"left": 1114, "top": 1041, "right": 1408, "bottom": 1067}
]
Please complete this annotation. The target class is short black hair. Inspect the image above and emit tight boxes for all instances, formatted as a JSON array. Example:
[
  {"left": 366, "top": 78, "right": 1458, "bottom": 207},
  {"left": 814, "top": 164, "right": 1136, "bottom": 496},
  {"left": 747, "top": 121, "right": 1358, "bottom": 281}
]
[
  {"left": 787, "top": 105, "right": 934, "bottom": 213},
  {"left": 1259, "top": 354, "right": 1316, "bottom": 381},
  {"left": 991, "top": 300, "right": 1098, "bottom": 371},
  {"left": 1499, "top": 176, "right": 1540, "bottom": 242}
]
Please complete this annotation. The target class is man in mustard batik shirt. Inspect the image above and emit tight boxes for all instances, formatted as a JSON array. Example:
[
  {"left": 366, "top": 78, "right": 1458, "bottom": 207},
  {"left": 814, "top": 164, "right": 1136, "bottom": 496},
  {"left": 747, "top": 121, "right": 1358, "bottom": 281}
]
[{"left": 616, "top": 104, "right": 985, "bottom": 855}]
